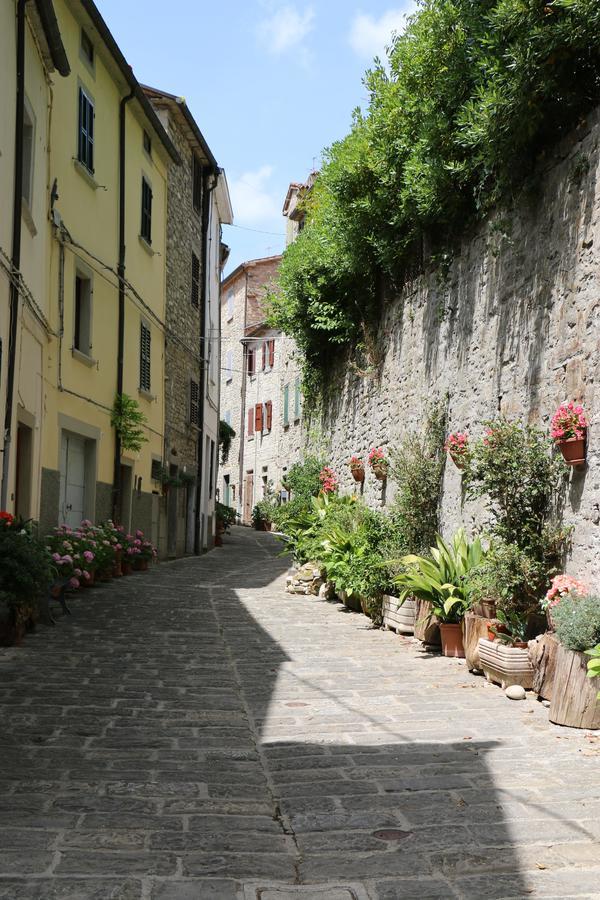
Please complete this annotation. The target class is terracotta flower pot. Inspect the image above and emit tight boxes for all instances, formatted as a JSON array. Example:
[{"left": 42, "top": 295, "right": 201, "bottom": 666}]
[
  {"left": 557, "top": 434, "right": 586, "bottom": 466},
  {"left": 371, "top": 463, "right": 388, "bottom": 481},
  {"left": 112, "top": 550, "right": 123, "bottom": 578},
  {"left": 449, "top": 451, "right": 466, "bottom": 471},
  {"left": 121, "top": 560, "right": 133, "bottom": 576},
  {"left": 486, "top": 621, "right": 508, "bottom": 642},
  {"left": 350, "top": 467, "right": 365, "bottom": 483},
  {"left": 440, "top": 622, "right": 465, "bottom": 658},
  {"left": 134, "top": 558, "right": 148, "bottom": 572}
]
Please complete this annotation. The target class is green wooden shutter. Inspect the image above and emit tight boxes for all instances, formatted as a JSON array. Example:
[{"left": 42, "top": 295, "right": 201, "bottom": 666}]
[
  {"left": 283, "top": 384, "right": 289, "bottom": 426},
  {"left": 294, "top": 377, "right": 301, "bottom": 420}
]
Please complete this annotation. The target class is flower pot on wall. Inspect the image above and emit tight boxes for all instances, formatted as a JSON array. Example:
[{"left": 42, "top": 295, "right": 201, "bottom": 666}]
[
  {"left": 372, "top": 463, "right": 388, "bottom": 481},
  {"left": 440, "top": 623, "right": 465, "bottom": 658},
  {"left": 351, "top": 467, "right": 365, "bottom": 483},
  {"left": 557, "top": 434, "right": 586, "bottom": 466}
]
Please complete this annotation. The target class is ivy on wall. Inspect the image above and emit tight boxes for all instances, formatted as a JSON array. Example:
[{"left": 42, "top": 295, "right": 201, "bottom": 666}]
[{"left": 269, "top": 0, "right": 600, "bottom": 394}]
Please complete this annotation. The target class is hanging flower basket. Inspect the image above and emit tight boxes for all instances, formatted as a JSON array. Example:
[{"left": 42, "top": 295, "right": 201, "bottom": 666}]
[
  {"left": 348, "top": 456, "right": 365, "bottom": 483},
  {"left": 551, "top": 402, "right": 588, "bottom": 466},
  {"left": 368, "top": 448, "right": 388, "bottom": 481},
  {"left": 444, "top": 432, "right": 469, "bottom": 470}
]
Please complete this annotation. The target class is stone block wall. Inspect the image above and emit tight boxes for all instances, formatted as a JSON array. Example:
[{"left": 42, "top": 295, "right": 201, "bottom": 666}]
[{"left": 319, "top": 109, "right": 600, "bottom": 583}]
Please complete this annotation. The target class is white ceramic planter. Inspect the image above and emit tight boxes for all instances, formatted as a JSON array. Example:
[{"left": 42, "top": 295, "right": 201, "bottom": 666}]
[
  {"left": 478, "top": 638, "right": 534, "bottom": 690},
  {"left": 383, "top": 595, "right": 416, "bottom": 634}
]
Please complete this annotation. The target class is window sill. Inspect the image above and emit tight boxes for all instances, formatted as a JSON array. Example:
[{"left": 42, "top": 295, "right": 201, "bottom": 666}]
[
  {"left": 73, "top": 158, "right": 99, "bottom": 189},
  {"left": 21, "top": 201, "right": 37, "bottom": 237},
  {"left": 138, "top": 388, "right": 155, "bottom": 402},
  {"left": 138, "top": 235, "right": 155, "bottom": 256},
  {"left": 72, "top": 348, "right": 96, "bottom": 367}
]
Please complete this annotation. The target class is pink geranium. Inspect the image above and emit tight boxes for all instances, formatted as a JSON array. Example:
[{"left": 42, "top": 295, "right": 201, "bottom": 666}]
[
  {"left": 319, "top": 466, "right": 339, "bottom": 494},
  {"left": 348, "top": 455, "right": 364, "bottom": 470},
  {"left": 550, "top": 402, "right": 588, "bottom": 443},
  {"left": 541, "top": 574, "right": 589, "bottom": 611},
  {"left": 445, "top": 432, "right": 469, "bottom": 459}
]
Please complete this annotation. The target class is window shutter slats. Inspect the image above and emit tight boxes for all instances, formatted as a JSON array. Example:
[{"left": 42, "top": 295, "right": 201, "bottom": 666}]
[
  {"left": 255, "top": 403, "right": 263, "bottom": 433},
  {"left": 283, "top": 384, "right": 289, "bottom": 426},
  {"left": 191, "top": 253, "right": 200, "bottom": 307},
  {"left": 247, "top": 408, "right": 254, "bottom": 436},
  {"left": 190, "top": 379, "right": 199, "bottom": 425},
  {"left": 268, "top": 339, "right": 275, "bottom": 368},
  {"left": 266, "top": 400, "right": 273, "bottom": 431},
  {"left": 140, "top": 322, "right": 151, "bottom": 391},
  {"left": 247, "top": 348, "right": 255, "bottom": 376},
  {"left": 261, "top": 342, "right": 266, "bottom": 371}
]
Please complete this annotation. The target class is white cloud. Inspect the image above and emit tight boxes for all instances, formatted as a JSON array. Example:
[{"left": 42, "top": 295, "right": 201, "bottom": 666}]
[
  {"left": 349, "top": 6, "right": 416, "bottom": 60},
  {"left": 257, "top": 4, "right": 315, "bottom": 56},
  {"left": 228, "top": 166, "right": 281, "bottom": 226}
]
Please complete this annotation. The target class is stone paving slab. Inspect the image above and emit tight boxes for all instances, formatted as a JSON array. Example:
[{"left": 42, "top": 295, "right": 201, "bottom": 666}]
[{"left": 0, "top": 526, "right": 599, "bottom": 899}]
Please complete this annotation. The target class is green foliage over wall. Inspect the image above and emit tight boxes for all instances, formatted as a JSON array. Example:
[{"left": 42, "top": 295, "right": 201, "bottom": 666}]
[{"left": 270, "top": 0, "right": 600, "bottom": 389}]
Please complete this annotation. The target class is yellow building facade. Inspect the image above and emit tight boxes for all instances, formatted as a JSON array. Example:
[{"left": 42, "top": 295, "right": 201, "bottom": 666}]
[{"left": 38, "top": 0, "right": 178, "bottom": 547}]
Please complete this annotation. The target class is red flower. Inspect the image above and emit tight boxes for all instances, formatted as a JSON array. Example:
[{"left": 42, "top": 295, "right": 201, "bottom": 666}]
[{"left": 0, "top": 511, "right": 14, "bottom": 526}]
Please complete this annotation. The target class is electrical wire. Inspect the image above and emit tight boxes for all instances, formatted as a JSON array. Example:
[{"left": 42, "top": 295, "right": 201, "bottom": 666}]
[{"left": 0, "top": 245, "right": 56, "bottom": 336}]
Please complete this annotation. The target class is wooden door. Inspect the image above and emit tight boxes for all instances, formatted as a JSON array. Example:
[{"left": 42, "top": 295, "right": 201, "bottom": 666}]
[{"left": 243, "top": 472, "right": 254, "bottom": 525}]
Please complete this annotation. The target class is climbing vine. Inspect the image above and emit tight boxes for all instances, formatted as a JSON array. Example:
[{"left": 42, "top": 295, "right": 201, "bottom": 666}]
[{"left": 269, "top": 0, "right": 600, "bottom": 391}]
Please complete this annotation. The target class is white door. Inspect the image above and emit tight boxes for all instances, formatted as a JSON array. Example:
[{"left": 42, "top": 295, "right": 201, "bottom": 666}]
[{"left": 60, "top": 433, "right": 86, "bottom": 528}]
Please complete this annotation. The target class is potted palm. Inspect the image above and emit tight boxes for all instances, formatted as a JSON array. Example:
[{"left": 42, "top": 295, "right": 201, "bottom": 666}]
[
  {"left": 393, "top": 530, "right": 486, "bottom": 658},
  {"left": 550, "top": 401, "right": 588, "bottom": 466}
]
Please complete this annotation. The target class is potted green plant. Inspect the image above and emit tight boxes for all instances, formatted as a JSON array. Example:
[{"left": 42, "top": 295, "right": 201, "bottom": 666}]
[
  {"left": 541, "top": 573, "right": 589, "bottom": 630},
  {"left": 550, "top": 401, "right": 587, "bottom": 466},
  {"left": 586, "top": 645, "right": 600, "bottom": 699},
  {"left": 393, "top": 530, "right": 486, "bottom": 657},
  {"left": 549, "top": 592, "right": 600, "bottom": 729},
  {"left": 0, "top": 513, "right": 55, "bottom": 645}
]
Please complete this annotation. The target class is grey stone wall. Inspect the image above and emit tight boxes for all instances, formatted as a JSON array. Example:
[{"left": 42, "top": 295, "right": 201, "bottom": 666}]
[{"left": 319, "top": 109, "right": 600, "bottom": 584}]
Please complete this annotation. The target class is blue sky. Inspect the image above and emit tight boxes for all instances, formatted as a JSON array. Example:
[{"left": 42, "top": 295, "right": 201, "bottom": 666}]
[{"left": 98, "top": 0, "right": 417, "bottom": 273}]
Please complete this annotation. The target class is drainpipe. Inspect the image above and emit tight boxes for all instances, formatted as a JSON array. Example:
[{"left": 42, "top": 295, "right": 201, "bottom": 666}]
[
  {"left": 238, "top": 269, "right": 249, "bottom": 519},
  {"left": 194, "top": 167, "right": 217, "bottom": 554},
  {"left": 1, "top": 0, "right": 26, "bottom": 510},
  {"left": 111, "top": 88, "right": 135, "bottom": 522}
]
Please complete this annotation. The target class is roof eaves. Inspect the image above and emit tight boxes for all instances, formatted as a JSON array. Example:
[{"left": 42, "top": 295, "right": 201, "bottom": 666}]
[
  {"left": 33, "top": 0, "right": 70, "bottom": 76},
  {"left": 141, "top": 85, "right": 218, "bottom": 171}
]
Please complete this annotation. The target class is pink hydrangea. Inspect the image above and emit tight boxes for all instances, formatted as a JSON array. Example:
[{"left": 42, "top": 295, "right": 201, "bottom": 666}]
[
  {"left": 83, "top": 550, "right": 94, "bottom": 562},
  {"left": 69, "top": 577, "right": 80, "bottom": 589}
]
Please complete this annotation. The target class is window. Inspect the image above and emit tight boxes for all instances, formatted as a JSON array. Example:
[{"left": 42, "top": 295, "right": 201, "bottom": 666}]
[
  {"left": 255, "top": 403, "right": 263, "bottom": 434},
  {"left": 74, "top": 272, "right": 92, "bottom": 355},
  {"left": 22, "top": 100, "right": 34, "bottom": 207},
  {"left": 151, "top": 458, "right": 162, "bottom": 481},
  {"left": 192, "top": 155, "right": 202, "bottom": 214},
  {"left": 224, "top": 410, "right": 231, "bottom": 426},
  {"left": 143, "top": 130, "right": 152, "bottom": 157},
  {"left": 81, "top": 29, "right": 94, "bottom": 66},
  {"left": 268, "top": 339, "right": 275, "bottom": 369},
  {"left": 140, "top": 321, "right": 151, "bottom": 391},
  {"left": 265, "top": 400, "right": 273, "bottom": 432},
  {"left": 294, "top": 376, "right": 301, "bottom": 421},
  {"left": 190, "top": 379, "right": 200, "bottom": 425},
  {"left": 247, "top": 407, "right": 254, "bottom": 437},
  {"left": 225, "top": 350, "right": 233, "bottom": 382},
  {"left": 191, "top": 252, "right": 200, "bottom": 307},
  {"left": 78, "top": 87, "right": 94, "bottom": 173},
  {"left": 283, "top": 383, "right": 289, "bottom": 426},
  {"left": 247, "top": 346, "right": 255, "bottom": 376},
  {"left": 141, "top": 177, "right": 152, "bottom": 243},
  {"left": 226, "top": 289, "right": 234, "bottom": 320}
]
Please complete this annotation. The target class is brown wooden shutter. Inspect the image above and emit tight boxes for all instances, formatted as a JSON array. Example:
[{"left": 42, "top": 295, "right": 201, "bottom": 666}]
[
  {"left": 268, "top": 339, "right": 275, "bottom": 368},
  {"left": 266, "top": 400, "right": 273, "bottom": 431},
  {"left": 261, "top": 342, "right": 266, "bottom": 370},
  {"left": 255, "top": 403, "right": 263, "bottom": 433},
  {"left": 247, "top": 408, "right": 254, "bottom": 436},
  {"left": 248, "top": 347, "right": 255, "bottom": 376}
]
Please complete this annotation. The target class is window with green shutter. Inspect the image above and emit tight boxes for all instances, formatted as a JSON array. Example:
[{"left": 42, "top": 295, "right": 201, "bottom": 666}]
[
  {"left": 294, "top": 377, "right": 301, "bottom": 421},
  {"left": 283, "top": 384, "right": 289, "bottom": 426}
]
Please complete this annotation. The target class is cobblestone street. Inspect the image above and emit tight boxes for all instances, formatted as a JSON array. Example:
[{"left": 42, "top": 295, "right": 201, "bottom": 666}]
[{"left": 0, "top": 527, "right": 599, "bottom": 899}]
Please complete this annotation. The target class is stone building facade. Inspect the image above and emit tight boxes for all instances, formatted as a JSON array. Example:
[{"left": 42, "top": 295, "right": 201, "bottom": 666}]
[
  {"left": 219, "top": 256, "right": 293, "bottom": 523},
  {"left": 144, "top": 87, "right": 232, "bottom": 555},
  {"left": 317, "top": 107, "right": 600, "bottom": 584}
]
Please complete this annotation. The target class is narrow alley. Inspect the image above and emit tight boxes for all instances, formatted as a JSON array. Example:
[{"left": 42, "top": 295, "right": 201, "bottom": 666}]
[{"left": 0, "top": 528, "right": 598, "bottom": 900}]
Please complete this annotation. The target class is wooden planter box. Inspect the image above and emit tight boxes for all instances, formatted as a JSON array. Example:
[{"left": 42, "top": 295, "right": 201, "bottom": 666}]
[
  {"left": 463, "top": 613, "right": 491, "bottom": 672},
  {"left": 549, "top": 644, "right": 600, "bottom": 730},
  {"left": 478, "top": 638, "right": 534, "bottom": 690},
  {"left": 414, "top": 598, "right": 441, "bottom": 646},
  {"left": 382, "top": 595, "right": 416, "bottom": 634},
  {"left": 529, "top": 632, "right": 560, "bottom": 701}
]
